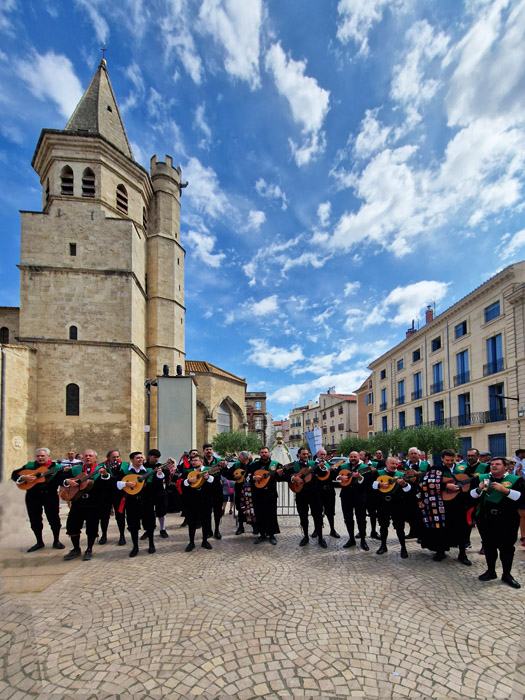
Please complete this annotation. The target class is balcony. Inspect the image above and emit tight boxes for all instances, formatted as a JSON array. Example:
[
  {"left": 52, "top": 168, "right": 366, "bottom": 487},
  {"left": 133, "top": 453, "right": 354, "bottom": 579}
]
[
  {"left": 483, "top": 358, "right": 504, "bottom": 376},
  {"left": 454, "top": 371, "right": 470, "bottom": 387},
  {"left": 313, "top": 417, "right": 319, "bottom": 423},
  {"left": 396, "top": 396, "right": 405, "bottom": 406},
  {"left": 379, "top": 402, "right": 387, "bottom": 411},
  {"left": 338, "top": 407, "right": 344, "bottom": 414},
  {"left": 329, "top": 426, "right": 335, "bottom": 432},
  {"left": 305, "top": 419, "right": 311, "bottom": 425},
  {"left": 401, "top": 408, "right": 507, "bottom": 430},
  {"left": 411, "top": 389, "right": 422, "bottom": 400},
  {"left": 338, "top": 423, "right": 344, "bottom": 430},
  {"left": 430, "top": 381, "right": 443, "bottom": 394}
]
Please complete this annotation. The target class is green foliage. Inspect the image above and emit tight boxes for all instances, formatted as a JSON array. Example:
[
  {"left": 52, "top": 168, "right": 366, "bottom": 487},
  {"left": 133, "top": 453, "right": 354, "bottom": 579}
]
[
  {"left": 211, "top": 431, "right": 263, "bottom": 457},
  {"left": 336, "top": 426, "right": 461, "bottom": 459},
  {"left": 337, "top": 436, "right": 370, "bottom": 455}
]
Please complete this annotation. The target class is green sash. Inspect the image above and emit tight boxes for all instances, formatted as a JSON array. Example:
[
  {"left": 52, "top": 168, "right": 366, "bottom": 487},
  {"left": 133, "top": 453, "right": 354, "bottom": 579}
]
[{"left": 482, "top": 473, "right": 520, "bottom": 504}]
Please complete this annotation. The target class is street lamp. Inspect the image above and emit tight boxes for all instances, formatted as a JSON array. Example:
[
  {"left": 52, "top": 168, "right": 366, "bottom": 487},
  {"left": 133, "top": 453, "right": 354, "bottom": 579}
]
[{"left": 144, "top": 378, "right": 157, "bottom": 453}]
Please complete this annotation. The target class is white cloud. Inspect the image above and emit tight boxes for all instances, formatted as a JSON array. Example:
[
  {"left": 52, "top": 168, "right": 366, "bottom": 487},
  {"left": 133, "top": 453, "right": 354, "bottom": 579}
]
[
  {"left": 446, "top": 0, "right": 525, "bottom": 127},
  {"left": 248, "top": 338, "right": 304, "bottom": 370},
  {"left": 498, "top": 229, "right": 525, "bottom": 261},
  {"left": 161, "top": 5, "right": 204, "bottom": 85},
  {"left": 186, "top": 230, "right": 226, "bottom": 268},
  {"left": 0, "top": 0, "right": 17, "bottom": 32},
  {"left": 343, "top": 281, "right": 361, "bottom": 296},
  {"left": 255, "top": 177, "right": 288, "bottom": 210},
  {"left": 317, "top": 201, "right": 331, "bottom": 227},
  {"left": 183, "top": 157, "right": 229, "bottom": 218},
  {"left": 194, "top": 103, "right": 212, "bottom": 149},
  {"left": 382, "top": 281, "right": 450, "bottom": 325},
  {"left": 17, "top": 51, "right": 84, "bottom": 119},
  {"left": 354, "top": 110, "right": 391, "bottom": 159},
  {"left": 247, "top": 209, "right": 265, "bottom": 230},
  {"left": 73, "top": 0, "right": 109, "bottom": 42},
  {"left": 199, "top": 0, "right": 262, "bottom": 89},
  {"left": 336, "top": 0, "right": 409, "bottom": 56},
  {"left": 390, "top": 20, "right": 449, "bottom": 116},
  {"left": 265, "top": 42, "right": 330, "bottom": 166},
  {"left": 250, "top": 295, "right": 278, "bottom": 316},
  {"left": 268, "top": 368, "right": 369, "bottom": 405},
  {"left": 121, "top": 61, "right": 145, "bottom": 112},
  {"left": 282, "top": 252, "right": 324, "bottom": 275}
]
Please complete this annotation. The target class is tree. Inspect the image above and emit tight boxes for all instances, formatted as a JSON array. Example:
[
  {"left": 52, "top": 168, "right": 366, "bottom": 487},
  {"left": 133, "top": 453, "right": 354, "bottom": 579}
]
[
  {"left": 337, "top": 436, "right": 370, "bottom": 455},
  {"left": 212, "top": 431, "right": 262, "bottom": 457},
  {"left": 336, "top": 426, "right": 461, "bottom": 461}
]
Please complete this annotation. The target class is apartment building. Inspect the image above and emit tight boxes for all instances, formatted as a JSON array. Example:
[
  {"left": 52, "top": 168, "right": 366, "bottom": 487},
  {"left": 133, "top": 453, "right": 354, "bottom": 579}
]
[{"left": 367, "top": 262, "right": 525, "bottom": 456}]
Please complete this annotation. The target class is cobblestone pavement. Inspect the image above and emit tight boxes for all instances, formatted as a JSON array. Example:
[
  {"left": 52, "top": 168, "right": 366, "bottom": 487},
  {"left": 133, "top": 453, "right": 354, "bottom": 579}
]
[{"left": 1, "top": 483, "right": 524, "bottom": 699}]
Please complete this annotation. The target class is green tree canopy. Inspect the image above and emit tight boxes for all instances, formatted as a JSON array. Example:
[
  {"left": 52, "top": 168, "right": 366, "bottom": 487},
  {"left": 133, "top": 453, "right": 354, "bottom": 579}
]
[
  {"left": 211, "top": 431, "right": 263, "bottom": 457},
  {"left": 335, "top": 426, "right": 461, "bottom": 460}
]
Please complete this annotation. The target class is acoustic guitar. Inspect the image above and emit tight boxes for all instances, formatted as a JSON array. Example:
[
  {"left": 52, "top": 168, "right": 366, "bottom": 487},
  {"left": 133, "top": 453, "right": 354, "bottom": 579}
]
[
  {"left": 289, "top": 464, "right": 318, "bottom": 494},
  {"left": 233, "top": 468, "right": 246, "bottom": 483},
  {"left": 16, "top": 464, "right": 63, "bottom": 490},
  {"left": 121, "top": 459, "right": 174, "bottom": 495},
  {"left": 441, "top": 473, "right": 478, "bottom": 501},
  {"left": 59, "top": 466, "right": 108, "bottom": 502}
]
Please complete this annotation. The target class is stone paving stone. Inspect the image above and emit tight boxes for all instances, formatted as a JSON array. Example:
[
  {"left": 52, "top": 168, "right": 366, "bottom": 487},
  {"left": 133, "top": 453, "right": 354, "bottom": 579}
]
[{"left": 1, "top": 489, "right": 524, "bottom": 698}]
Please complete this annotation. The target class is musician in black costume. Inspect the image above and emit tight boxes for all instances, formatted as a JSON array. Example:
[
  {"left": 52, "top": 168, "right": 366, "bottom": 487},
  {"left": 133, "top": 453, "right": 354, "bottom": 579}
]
[
  {"left": 225, "top": 451, "right": 254, "bottom": 535},
  {"left": 250, "top": 447, "right": 283, "bottom": 545},
  {"left": 417, "top": 449, "right": 472, "bottom": 566},
  {"left": 182, "top": 453, "right": 215, "bottom": 551},
  {"left": 471, "top": 457, "right": 525, "bottom": 588},
  {"left": 202, "top": 443, "right": 226, "bottom": 540},
  {"left": 12, "top": 447, "right": 65, "bottom": 552},
  {"left": 335, "top": 451, "right": 373, "bottom": 551},
  {"left": 115, "top": 451, "right": 165, "bottom": 557},
  {"left": 286, "top": 447, "right": 327, "bottom": 548},
  {"left": 98, "top": 449, "right": 128, "bottom": 546},
  {"left": 373, "top": 456, "right": 410, "bottom": 558},
  {"left": 311, "top": 448, "right": 340, "bottom": 539},
  {"left": 62, "top": 449, "right": 111, "bottom": 561},
  {"left": 140, "top": 449, "right": 170, "bottom": 539}
]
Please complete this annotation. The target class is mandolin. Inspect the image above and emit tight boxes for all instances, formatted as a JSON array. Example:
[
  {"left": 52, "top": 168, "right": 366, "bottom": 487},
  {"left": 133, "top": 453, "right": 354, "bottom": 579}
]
[
  {"left": 316, "top": 460, "right": 346, "bottom": 481},
  {"left": 288, "top": 464, "right": 318, "bottom": 494},
  {"left": 16, "top": 464, "right": 63, "bottom": 490},
  {"left": 335, "top": 465, "right": 374, "bottom": 486},
  {"left": 253, "top": 462, "right": 294, "bottom": 488},
  {"left": 121, "top": 459, "right": 174, "bottom": 495},
  {"left": 233, "top": 468, "right": 246, "bottom": 483}
]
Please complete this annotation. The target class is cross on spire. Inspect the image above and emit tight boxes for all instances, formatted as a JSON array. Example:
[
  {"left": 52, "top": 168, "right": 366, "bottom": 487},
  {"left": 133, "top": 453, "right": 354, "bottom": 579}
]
[{"left": 101, "top": 43, "right": 107, "bottom": 60}]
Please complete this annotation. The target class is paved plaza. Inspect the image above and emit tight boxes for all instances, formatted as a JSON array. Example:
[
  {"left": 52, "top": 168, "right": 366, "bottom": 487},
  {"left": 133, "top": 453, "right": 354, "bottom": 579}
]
[{"left": 1, "top": 482, "right": 524, "bottom": 699}]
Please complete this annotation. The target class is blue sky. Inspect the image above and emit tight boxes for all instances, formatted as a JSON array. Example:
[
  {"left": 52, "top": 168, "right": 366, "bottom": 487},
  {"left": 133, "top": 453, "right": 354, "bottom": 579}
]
[{"left": 1, "top": 0, "right": 525, "bottom": 420}]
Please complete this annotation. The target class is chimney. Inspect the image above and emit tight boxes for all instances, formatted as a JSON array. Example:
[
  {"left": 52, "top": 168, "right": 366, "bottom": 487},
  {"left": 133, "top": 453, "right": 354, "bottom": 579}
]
[
  {"left": 425, "top": 305, "right": 434, "bottom": 324},
  {"left": 406, "top": 319, "right": 416, "bottom": 338}
]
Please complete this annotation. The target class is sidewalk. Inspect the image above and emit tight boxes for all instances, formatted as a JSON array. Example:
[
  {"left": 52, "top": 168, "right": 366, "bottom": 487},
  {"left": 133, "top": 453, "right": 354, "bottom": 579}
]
[{"left": 1, "top": 482, "right": 524, "bottom": 698}]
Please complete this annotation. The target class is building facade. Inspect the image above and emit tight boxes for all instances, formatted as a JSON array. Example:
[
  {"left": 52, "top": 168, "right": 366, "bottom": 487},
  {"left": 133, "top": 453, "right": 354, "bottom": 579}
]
[
  {"left": 0, "top": 59, "right": 248, "bottom": 475},
  {"left": 367, "top": 263, "right": 525, "bottom": 456},
  {"left": 245, "top": 392, "right": 267, "bottom": 444}
]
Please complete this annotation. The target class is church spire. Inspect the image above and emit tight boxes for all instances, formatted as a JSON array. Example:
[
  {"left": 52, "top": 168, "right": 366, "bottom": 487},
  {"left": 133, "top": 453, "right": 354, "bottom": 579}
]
[{"left": 65, "top": 59, "right": 133, "bottom": 159}]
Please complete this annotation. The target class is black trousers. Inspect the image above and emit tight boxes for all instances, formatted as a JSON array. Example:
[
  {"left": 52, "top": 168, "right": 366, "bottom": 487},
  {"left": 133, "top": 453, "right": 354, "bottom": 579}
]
[
  {"left": 477, "top": 512, "right": 519, "bottom": 575},
  {"left": 26, "top": 487, "right": 61, "bottom": 540},
  {"left": 99, "top": 489, "right": 126, "bottom": 536},
  {"left": 124, "top": 495, "right": 156, "bottom": 534},
  {"left": 295, "top": 487, "right": 323, "bottom": 536},
  {"left": 341, "top": 496, "right": 367, "bottom": 538},
  {"left": 66, "top": 496, "right": 100, "bottom": 539},
  {"left": 377, "top": 500, "right": 406, "bottom": 546}
]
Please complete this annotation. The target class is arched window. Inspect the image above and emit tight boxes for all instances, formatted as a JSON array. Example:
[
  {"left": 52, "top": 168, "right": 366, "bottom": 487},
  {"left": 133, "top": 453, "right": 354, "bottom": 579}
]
[
  {"left": 0, "top": 327, "right": 9, "bottom": 344},
  {"left": 66, "top": 383, "right": 79, "bottom": 416},
  {"left": 116, "top": 184, "right": 128, "bottom": 214},
  {"left": 61, "top": 165, "right": 74, "bottom": 196},
  {"left": 69, "top": 326, "right": 78, "bottom": 340},
  {"left": 217, "top": 401, "right": 231, "bottom": 434},
  {"left": 82, "top": 168, "right": 95, "bottom": 198}
]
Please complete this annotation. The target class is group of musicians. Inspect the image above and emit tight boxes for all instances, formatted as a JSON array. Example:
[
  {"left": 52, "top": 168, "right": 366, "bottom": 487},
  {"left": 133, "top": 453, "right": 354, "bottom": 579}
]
[{"left": 12, "top": 443, "right": 524, "bottom": 588}]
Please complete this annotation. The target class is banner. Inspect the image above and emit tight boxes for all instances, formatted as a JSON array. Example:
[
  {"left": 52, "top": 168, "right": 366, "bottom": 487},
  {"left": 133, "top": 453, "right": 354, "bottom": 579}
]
[{"left": 305, "top": 425, "right": 323, "bottom": 456}]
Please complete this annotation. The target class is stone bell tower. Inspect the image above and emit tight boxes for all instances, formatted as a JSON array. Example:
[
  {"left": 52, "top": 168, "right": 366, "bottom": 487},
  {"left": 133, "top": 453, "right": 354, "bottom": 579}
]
[{"left": 17, "top": 58, "right": 185, "bottom": 456}]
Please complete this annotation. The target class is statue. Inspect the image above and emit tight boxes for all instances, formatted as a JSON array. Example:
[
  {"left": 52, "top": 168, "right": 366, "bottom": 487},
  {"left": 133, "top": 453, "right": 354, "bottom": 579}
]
[{"left": 270, "top": 430, "right": 293, "bottom": 465}]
